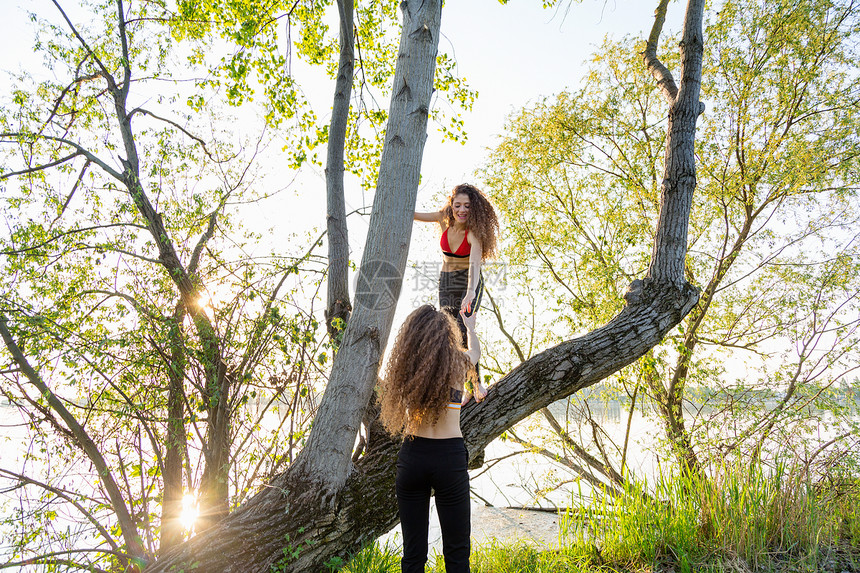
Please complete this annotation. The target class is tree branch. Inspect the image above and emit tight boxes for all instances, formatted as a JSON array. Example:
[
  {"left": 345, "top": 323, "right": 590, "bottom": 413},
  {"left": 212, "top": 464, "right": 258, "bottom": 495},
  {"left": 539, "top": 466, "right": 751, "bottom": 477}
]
[
  {"left": 484, "top": 287, "right": 526, "bottom": 363},
  {"left": 129, "top": 108, "right": 225, "bottom": 163},
  {"left": 0, "top": 133, "right": 123, "bottom": 181},
  {"left": 0, "top": 468, "right": 119, "bottom": 553},
  {"left": 116, "top": 0, "right": 132, "bottom": 100},
  {"left": 505, "top": 428, "right": 621, "bottom": 497},
  {"left": 0, "top": 315, "right": 147, "bottom": 563},
  {"left": 238, "top": 227, "right": 327, "bottom": 375},
  {"left": 324, "top": 0, "right": 356, "bottom": 343},
  {"left": 37, "top": 61, "right": 98, "bottom": 135},
  {"left": 541, "top": 407, "right": 625, "bottom": 487},
  {"left": 50, "top": 159, "right": 92, "bottom": 228},
  {"left": 0, "top": 151, "right": 82, "bottom": 180},
  {"left": 643, "top": 0, "right": 679, "bottom": 103},
  {"left": 0, "top": 223, "right": 147, "bottom": 256},
  {"left": 1, "top": 548, "right": 117, "bottom": 573},
  {"left": 50, "top": 0, "right": 119, "bottom": 93}
]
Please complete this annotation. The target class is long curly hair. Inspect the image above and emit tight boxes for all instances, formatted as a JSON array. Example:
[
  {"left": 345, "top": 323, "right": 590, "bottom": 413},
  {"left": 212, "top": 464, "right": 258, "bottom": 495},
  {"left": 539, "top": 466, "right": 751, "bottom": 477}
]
[
  {"left": 442, "top": 183, "right": 499, "bottom": 260},
  {"left": 378, "top": 305, "right": 472, "bottom": 437}
]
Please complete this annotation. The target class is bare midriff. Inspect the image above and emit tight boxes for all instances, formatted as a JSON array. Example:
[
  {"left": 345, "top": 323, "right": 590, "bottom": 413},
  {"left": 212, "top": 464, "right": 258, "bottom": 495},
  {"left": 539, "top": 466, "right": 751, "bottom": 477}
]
[
  {"left": 441, "top": 224, "right": 470, "bottom": 272},
  {"left": 441, "top": 252, "right": 470, "bottom": 272},
  {"left": 411, "top": 399, "right": 464, "bottom": 439}
]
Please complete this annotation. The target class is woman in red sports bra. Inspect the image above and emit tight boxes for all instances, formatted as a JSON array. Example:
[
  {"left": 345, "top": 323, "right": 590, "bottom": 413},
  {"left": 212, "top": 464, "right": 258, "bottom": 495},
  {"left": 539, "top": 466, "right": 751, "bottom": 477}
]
[{"left": 414, "top": 183, "right": 498, "bottom": 399}]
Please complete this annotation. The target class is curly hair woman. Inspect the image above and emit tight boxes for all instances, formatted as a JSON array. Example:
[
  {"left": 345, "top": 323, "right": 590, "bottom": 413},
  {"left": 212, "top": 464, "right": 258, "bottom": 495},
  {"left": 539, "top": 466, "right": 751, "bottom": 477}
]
[
  {"left": 414, "top": 183, "right": 498, "bottom": 398},
  {"left": 379, "top": 304, "right": 486, "bottom": 573}
]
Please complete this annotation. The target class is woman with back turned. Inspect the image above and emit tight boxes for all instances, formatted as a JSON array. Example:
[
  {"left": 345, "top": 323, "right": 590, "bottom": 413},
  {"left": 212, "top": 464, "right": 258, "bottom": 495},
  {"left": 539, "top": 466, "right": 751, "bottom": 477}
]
[{"left": 378, "top": 304, "right": 486, "bottom": 572}]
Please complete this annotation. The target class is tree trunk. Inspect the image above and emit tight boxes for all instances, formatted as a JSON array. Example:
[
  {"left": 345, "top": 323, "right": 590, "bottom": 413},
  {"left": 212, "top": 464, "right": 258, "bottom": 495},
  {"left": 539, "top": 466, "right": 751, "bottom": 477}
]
[
  {"left": 145, "top": 0, "right": 705, "bottom": 571},
  {"left": 325, "top": 0, "right": 355, "bottom": 344},
  {"left": 158, "top": 304, "right": 188, "bottom": 554},
  {"left": 645, "top": 0, "right": 705, "bottom": 286},
  {"left": 290, "top": 0, "right": 443, "bottom": 495},
  {"left": 198, "top": 366, "right": 232, "bottom": 530},
  {"left": 642, "top": 0, "right": 707, "bottom": 476}
]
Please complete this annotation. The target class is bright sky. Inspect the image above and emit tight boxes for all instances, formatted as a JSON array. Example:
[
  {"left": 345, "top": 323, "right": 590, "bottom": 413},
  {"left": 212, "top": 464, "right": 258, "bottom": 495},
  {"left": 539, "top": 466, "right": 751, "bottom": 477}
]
[{"left": 425, "top": 0, "right": 680, "bottom": 190}]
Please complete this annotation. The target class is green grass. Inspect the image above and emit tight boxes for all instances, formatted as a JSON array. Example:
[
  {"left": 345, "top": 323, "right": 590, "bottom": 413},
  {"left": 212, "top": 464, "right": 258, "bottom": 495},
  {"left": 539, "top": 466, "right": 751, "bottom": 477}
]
[
  {"left": 340, "top": 461, "right": 860, "bottom": 572},
  {"left": 557, "top": 459, "right": 860, "bottom": 571},
  {"left": 338, "top": 540, "right": 400, "bottom": 573}
]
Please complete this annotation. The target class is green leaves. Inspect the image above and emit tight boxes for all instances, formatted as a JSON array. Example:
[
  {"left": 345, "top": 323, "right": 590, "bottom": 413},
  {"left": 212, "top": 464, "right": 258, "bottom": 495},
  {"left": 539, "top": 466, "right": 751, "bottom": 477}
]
[
  {"left": 165, "top": 0, "right": 476, "bottom": 188},
  {"left": 482, "top": 0, "right": 860, "bottom": 477},
  {"left": 483, "top": 42, "right": 666, "bottom": 338},
  {"left": 0, "top": 0, "right": 340, "bottom": 566}
]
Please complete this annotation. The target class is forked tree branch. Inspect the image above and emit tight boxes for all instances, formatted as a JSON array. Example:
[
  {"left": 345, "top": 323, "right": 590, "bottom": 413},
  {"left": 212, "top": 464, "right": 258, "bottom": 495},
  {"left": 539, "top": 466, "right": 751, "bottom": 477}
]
[
  {"left": 51, "top": 0, "right": 119, "bottom": 94},
  {"left": 643, "top": 0, "right": 678, "bottom": 103}
]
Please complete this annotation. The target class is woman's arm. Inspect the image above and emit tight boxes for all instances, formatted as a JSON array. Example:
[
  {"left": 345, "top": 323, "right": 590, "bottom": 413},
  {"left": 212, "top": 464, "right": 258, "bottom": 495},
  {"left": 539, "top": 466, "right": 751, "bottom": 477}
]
[
  {"left": 413, "top": 210, "right": 443, "bottom": 223},
  {"left": 460, "top": 308, "right": 481, "bottom": 366},
  {"left": 461, "top": 231, "right": 483, "bottom": 313}
]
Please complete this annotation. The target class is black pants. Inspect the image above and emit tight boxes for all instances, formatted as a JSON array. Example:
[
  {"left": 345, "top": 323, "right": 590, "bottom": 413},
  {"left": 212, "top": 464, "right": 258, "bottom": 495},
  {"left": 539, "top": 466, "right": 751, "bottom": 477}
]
[
  {"left": 438, "top": 269, "right": 483, "bottom": 346},
  {"left": 396, "top": 437, "right": 470, "bottom": 573}
]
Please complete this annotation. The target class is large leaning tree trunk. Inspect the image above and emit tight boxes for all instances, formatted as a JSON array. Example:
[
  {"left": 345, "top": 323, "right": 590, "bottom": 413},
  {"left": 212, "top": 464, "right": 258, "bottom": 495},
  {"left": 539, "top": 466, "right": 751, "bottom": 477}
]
[
  {"left": 325, "top": 0, "right": 355, "bottom": 344},
  {"left": 145, "top": 0, "right": 704, "bottom": 571},
  {"left": 146, "top": 0, "right": 444, "bottom": 570}
]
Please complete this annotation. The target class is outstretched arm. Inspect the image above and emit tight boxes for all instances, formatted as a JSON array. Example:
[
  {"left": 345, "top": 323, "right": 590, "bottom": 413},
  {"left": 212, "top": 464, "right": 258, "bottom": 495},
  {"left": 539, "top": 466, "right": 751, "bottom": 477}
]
[
  {"left": 461, "top": 309, "right": 480, "bottom": 366},
  {"left": 414, "top": 210, "right": 443, "bottom": 223}
]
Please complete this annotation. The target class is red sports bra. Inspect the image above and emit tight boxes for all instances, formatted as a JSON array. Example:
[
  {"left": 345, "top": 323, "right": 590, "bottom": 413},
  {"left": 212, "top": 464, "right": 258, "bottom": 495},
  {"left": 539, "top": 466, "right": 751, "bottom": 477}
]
[{"left": 441, "top": 228, "right": 470, "bottom": 258}]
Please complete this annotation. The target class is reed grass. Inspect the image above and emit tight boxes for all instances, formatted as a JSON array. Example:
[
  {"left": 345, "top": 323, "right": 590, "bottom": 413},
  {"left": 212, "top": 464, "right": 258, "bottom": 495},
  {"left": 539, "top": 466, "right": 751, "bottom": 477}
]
[
  {"left": 341, "top": 459, "right": 859, "bottom": 572},
  {"left": 560, "top": 457, "right": 860, "bottom": 570},
  {"left": 339, "top": 540, "right": 400, "bottom": 573}
]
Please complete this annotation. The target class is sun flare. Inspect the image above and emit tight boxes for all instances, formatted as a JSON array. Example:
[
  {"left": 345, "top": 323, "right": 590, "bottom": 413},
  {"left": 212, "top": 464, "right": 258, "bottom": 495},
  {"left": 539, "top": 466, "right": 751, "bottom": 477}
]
[{"left": 179, "top": 493, "right": 199, "bottom": 532}]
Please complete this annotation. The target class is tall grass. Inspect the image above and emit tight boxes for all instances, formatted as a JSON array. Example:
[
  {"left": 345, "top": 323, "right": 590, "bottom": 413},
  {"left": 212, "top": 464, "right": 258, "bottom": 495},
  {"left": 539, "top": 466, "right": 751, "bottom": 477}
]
[
  {"left": 560, "top": 458, "right": 860, "bottom": 570},
  {"left": 341, "top": 459, "right": 859, "bottom": 572}
]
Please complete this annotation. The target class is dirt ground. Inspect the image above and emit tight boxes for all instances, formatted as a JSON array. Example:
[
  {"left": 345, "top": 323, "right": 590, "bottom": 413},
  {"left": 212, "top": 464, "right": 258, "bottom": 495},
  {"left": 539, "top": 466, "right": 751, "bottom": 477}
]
[{"left": 470, "top": 504, "right": 562, "bottom": 547}]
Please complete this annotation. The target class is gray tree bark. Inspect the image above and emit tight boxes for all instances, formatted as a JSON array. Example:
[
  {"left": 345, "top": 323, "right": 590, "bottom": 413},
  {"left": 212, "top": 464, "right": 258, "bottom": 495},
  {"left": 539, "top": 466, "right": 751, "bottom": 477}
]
[
  {"left": 642, "top": 0, "right": 707, "bottom": 474},
  {"left": 144, "top": 0, "right": 705, "bottom": 571},
  {"left": 291, "top": 0, "right": 443, "bottom": 494},
  {"left": 645, "top": 0, "right": 705, "bottom": 286},
  {"left": 325, "top": 0, "right": 355, "bottom": 343}
]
